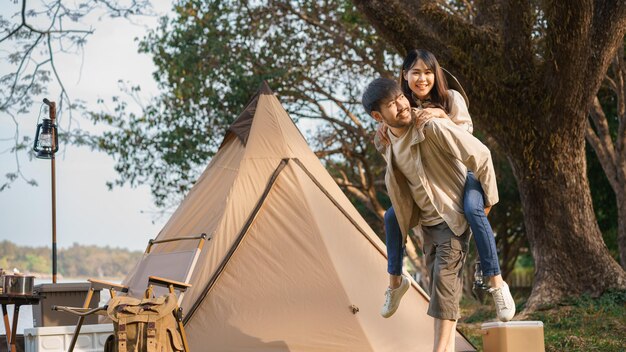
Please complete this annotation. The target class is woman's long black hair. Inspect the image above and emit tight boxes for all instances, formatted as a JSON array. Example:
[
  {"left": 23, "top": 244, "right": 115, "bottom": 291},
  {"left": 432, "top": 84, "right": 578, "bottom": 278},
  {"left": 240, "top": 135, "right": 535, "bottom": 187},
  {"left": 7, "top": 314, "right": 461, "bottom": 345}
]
[{"left": 399, "top": 49, "right": 451, "bottom": 113}]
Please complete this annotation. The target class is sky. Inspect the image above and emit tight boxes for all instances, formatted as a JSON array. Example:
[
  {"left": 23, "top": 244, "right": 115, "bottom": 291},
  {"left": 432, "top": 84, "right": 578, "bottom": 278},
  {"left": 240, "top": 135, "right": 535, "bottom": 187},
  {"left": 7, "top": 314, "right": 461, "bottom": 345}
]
[{"left": 0, "top": 1, "right": 174, "bottom": 252}]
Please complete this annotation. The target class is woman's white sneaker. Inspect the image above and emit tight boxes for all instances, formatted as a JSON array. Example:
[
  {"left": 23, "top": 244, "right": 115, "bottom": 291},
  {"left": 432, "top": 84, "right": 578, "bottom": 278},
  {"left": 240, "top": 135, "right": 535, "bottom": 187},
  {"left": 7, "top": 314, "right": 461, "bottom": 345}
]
[
  {"left": 488, "top": 281, "right": 516, "bottom": 321},
  {"left": 380, "top": 275, "right": 410, "bottom": 318}
]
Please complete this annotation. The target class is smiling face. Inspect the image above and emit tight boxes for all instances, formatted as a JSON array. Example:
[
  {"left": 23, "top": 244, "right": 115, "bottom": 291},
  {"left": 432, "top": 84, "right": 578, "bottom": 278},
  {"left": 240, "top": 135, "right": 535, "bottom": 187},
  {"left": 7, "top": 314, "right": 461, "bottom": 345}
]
[
  {"left": 403, "top": 59, "right": 435, "bottom": 100},
  {"left": 372, "top": 92, "right": 413, "bottom": 136}
]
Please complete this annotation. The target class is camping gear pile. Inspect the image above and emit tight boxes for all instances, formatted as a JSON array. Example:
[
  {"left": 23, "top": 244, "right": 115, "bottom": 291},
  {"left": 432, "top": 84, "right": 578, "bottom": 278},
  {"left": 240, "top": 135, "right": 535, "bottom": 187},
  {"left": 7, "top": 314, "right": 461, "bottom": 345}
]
[
  {"left": 104, "top": 293, "right": 184, "bottom": 352},
  {"left": 53, "top": 235, "right": 207, "bottom": 352},
  {"left": 55, "top": 292, "right": 186, "bottom": 352}
]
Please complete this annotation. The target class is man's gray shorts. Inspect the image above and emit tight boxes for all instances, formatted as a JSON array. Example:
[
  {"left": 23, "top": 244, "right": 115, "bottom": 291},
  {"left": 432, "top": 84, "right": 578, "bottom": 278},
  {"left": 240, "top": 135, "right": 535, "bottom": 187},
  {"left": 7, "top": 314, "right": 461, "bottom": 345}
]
[{"left": 422, "top": 222, "right": 471, "bottom": 320}]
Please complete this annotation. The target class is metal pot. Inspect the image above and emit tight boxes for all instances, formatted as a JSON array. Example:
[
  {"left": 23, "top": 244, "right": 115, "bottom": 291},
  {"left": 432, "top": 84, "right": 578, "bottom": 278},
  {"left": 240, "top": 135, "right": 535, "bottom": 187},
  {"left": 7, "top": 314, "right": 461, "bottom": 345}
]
[{"left": 3, "top": 274, "right": 35, "bottom": 295}]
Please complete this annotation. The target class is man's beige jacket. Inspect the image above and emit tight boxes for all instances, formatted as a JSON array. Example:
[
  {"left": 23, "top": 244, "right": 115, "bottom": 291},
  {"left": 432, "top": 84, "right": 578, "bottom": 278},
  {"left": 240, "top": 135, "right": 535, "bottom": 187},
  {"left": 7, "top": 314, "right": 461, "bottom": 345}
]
[{"left": 380, "top": 112, "right": 499, "bottom": 244}]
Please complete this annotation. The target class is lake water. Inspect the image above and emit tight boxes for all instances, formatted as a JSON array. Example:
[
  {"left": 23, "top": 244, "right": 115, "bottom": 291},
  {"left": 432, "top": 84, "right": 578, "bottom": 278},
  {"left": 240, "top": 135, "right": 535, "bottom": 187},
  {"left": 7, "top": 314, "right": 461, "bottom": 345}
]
[{"left": 4, "top": 278, "right": 114, "bottom": 334}]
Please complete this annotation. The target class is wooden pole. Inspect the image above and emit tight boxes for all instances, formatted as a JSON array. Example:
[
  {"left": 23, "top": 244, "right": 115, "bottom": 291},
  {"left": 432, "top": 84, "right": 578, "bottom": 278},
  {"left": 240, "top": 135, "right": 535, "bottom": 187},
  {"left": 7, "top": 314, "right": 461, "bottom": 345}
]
[{"left": 48, "top": 101, "right": 57, "bottom": 284}]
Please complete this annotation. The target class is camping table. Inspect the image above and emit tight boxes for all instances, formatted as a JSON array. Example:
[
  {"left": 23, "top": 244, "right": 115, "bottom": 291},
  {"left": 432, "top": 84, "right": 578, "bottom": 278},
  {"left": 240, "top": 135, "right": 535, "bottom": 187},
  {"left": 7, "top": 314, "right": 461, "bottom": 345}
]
[{"left": 0, "top": 294, "right": 41, "bottom": 352}]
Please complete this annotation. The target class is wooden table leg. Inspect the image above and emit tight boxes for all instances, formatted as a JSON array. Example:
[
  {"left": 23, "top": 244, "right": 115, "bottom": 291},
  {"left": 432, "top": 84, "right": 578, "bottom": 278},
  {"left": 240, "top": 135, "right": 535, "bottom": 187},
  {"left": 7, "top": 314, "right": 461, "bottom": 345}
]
[
  {"left": 68, "top": 287, "right": 95, "bottom": 352},
  {"left": 9, "top": 304, "right": 19, "bottom": 352},
  {"left": 2, "top": 304, "right": 12, "bottom": 352}
]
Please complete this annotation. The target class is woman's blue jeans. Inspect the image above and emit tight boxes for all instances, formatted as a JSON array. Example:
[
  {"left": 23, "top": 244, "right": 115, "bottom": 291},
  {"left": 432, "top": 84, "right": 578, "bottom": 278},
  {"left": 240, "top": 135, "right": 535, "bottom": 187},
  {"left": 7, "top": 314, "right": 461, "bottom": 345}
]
[{"left": 385, "top": 171, "right": 501, "bottom": 277}]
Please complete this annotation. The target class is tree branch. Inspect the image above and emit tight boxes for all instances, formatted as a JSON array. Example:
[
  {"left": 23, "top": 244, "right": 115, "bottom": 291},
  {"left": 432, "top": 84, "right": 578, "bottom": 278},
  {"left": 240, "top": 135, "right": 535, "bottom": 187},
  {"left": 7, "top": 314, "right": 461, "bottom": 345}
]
[
  {"left": 543, "top": 1, "right": 593, "bottom": 108},
  {"left": 615, "top": 46, "right": 626, "bottom": 158},
  {"left": 586, "top": 99, "right": 619, "bottom": 191},
  {"left": 474, "top": 0, "right": 501, "bottom": 28},
  {"left": 314, "top": 148, "right": 344, "bottom": 158},
  {"left": 0, "top": 34, "right": 45, "bottom": 111},
  {"left": 0, "top": 0, "right": 26, "bottom": 43},
  {"left": 302, "top": 77, "right": 365, "bottom": 130},
  {"left": 287, "top": 91, "right": 357, "bottom": 132},
  {"left": 351, "top": 0, "right": 497, "bottom": 63},
  {"left": 436, "top": 0, "right": 476, "bottom": 20},
  {"left": 502, "top": 0, "right": 533, "bottom": 71},
  {"left": 274, "top": 1, "right": 389, "bottom": 75},
  {"left": 585, "top": 1, "right": 626, "bottom": 111},
  {"left": 333, "top": 176, "right": 378, "bottom": 215},
  {"left": 47, "top": 33, "right": 71, "bottom": 120}
]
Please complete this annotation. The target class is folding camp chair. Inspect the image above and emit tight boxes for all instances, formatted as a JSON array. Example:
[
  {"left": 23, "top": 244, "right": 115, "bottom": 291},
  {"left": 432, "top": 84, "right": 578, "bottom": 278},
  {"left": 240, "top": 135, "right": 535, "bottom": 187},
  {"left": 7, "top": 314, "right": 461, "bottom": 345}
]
[{"left": 54, "top": 233, "right": 210, "bottom": 352}]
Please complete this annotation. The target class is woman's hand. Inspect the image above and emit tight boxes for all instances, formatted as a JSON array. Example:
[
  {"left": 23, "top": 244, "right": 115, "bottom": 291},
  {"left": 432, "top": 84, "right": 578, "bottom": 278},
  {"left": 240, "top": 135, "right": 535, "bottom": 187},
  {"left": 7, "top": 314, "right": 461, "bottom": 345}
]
[
  {"left": 423, "top": 107, "right": 448, "bottom": 119},
  {"left": 376, "top": 123, "right": 390, "bottom": 147},
  {"left": 414, "top": 109, "right": 435, "bottom": 126}
]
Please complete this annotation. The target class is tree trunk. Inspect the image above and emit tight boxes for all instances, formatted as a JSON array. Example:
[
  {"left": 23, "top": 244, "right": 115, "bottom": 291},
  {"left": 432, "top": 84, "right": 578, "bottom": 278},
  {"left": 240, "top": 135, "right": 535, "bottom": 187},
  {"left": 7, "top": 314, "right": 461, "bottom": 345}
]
[
  {"left": 510, "top": 137, "right": 626, "bottom": 310},
  {"left": 618, "top": 195, "right": 626, "bottom": 269}
]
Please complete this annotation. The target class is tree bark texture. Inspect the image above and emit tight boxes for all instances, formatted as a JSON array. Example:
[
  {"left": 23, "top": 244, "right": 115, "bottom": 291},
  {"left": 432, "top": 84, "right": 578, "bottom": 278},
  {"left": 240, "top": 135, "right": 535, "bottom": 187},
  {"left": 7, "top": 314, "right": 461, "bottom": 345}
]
[
  {"left": 619, "top": 199, "right": 626, "bottom": 269},
  {"left": 352, "top": 0, "right": 626, "bottom": 309},
  {"left": 510, "top": 138, "right": 626, "bottom": 310}
]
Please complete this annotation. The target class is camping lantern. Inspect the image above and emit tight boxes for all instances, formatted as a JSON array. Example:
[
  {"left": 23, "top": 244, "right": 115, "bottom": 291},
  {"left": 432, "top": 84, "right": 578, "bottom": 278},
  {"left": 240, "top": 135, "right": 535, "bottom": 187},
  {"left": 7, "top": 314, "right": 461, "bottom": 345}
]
[
  {"left": 33, "top": 117, "right": 58, "bottom": 159},
  {"left": 33, "top": 98, "right": 59, "bottom": 283},
  {"left": 472, "top": 260, "right": 489, "bottom": 303}
]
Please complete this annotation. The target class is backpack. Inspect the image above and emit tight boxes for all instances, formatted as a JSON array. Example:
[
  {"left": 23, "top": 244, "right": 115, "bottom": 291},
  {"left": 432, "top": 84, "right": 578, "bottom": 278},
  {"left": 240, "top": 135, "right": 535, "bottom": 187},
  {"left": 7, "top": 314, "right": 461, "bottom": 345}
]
[{"left": 105, "top": 293, "right": 185, "bottom": 352}]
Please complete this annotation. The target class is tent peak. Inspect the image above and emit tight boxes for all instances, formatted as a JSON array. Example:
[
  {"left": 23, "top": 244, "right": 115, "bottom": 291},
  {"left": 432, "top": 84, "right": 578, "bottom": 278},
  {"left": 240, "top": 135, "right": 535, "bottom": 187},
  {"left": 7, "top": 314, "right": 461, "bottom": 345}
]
[
  {"left": 259, "top": 80, "right": 274, "bottom": 95},
  {"left": 219, "top": 81, "right": 274, "bottom": 148}
]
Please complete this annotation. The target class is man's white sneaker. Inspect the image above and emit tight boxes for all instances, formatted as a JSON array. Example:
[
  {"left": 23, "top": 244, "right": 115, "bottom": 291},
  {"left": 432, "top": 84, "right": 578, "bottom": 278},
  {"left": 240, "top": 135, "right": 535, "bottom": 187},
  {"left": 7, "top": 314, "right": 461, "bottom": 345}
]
[
  {"left": 381, "top": 275, "right": 410, "bottom": 318},
  {"left": 488, "top": 281, "right": 516, "bottom": 321}
]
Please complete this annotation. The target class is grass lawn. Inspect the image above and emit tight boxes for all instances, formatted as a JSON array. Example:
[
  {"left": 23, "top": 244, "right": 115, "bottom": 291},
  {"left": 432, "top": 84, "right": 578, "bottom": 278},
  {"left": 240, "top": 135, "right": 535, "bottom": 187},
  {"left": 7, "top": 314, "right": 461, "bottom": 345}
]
[{"left": 457, "top": 288, "right": 626, "bottom": 351}]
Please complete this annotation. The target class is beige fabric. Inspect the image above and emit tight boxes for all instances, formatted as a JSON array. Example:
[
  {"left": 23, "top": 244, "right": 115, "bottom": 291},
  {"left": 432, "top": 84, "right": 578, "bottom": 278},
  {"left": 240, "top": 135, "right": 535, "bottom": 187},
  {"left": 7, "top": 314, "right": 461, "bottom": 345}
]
[
  {"left": 412, "top": 89, "right": 473, "bottom": 134},
  {"left": 384, "top": 113, "right": 499, "bottom": 243},
  {"left": 121, "top": 83, "right": 476, "bottom": 351},
  {"left": 122, "top": 249, "right": 198, "bottom": 299},
  {"left": 448, "top": 89, "right": 473, "bottom": 133},
  {"left": 388, "top": 127, "right": 441, "bottom": 226}
]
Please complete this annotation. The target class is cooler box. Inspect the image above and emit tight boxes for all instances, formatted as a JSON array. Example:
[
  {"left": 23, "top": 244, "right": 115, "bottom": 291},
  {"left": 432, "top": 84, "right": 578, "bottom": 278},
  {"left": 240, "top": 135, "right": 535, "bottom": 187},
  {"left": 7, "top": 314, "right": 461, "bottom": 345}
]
[
  {"left": 32, "top": 283, "right": 101, "bottom": 327},
  {"left": 481, "top": 321, "right": 545, "bottom": 352},
  {"left": 24, "top": 324, "right": 113, "bottom": 352}
]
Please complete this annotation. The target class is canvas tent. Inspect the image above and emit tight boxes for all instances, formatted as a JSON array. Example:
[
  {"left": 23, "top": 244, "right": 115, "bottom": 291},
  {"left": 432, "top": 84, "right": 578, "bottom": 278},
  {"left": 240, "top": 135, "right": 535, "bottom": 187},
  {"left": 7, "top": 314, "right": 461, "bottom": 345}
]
[{"left": 122, "top": 82, "right": 476, "bottom": 351}]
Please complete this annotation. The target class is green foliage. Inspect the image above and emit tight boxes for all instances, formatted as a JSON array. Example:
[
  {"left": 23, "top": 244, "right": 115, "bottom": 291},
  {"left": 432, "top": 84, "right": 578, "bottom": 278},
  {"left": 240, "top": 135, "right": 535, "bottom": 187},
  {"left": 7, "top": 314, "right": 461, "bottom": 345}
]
[
  {"left": 0, "top": 240, "right": 142, "bottom": 278},
  {"left": 531, "top": 291, "right": 626, "bottom": 352},
  {"left": 515, "top": 252, "right": 535, "bottom": 269},
  {"left": 0, "top": 0, "right": 151, "bottom": 191},
  {"left": 0, "top": 240, "right": 49, "bottom": 273},
  {"left": 24, "top": 253, "right": 50, "bottom": 273},
  {"left": 88, "top": 0, "right": 396, "bottom": 209}
]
